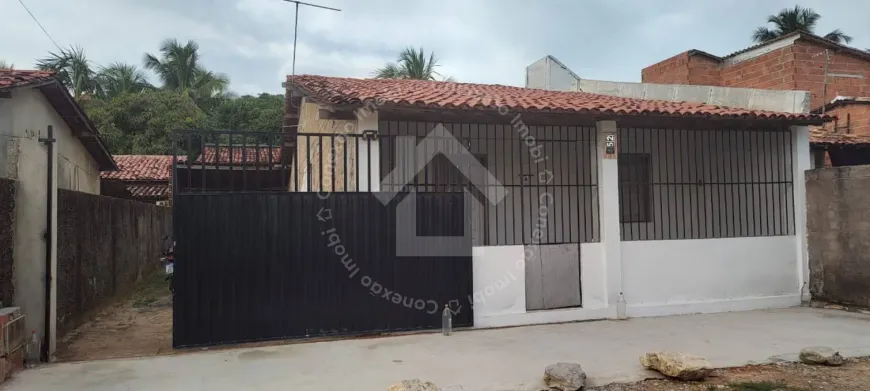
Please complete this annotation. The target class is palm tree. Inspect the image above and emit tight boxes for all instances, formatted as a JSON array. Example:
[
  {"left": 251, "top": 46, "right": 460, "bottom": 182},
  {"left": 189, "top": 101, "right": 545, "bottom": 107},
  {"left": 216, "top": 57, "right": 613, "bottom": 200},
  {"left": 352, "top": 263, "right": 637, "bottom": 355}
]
[
  {"left": 36, "top": 45, "right": 98, "bottom": 98},
  {"left": 96, "top": 62, "right": 153, "bottom": 99},
  {"left": 753, "top": 5, "right": 852, "bottom": 44},
  {"left": 374, "top": 47, "right": 442, "bottom": 80},
  {"left": 0, "top": 61, "right": 12, "bottom": 70},
  {"left": 143, "top": 38, "right": 230, "bottom": 105}
]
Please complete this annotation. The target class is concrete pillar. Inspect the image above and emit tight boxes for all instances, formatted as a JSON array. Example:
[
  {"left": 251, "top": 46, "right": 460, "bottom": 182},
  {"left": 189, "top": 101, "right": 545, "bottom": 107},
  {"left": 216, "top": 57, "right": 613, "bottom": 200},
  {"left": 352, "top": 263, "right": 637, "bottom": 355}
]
[
  {"left": 790, "top": 125, "right": 810, "bottom": 300},
  {"left": 596, "top": 120, "right": 622, "bottom": 317}
]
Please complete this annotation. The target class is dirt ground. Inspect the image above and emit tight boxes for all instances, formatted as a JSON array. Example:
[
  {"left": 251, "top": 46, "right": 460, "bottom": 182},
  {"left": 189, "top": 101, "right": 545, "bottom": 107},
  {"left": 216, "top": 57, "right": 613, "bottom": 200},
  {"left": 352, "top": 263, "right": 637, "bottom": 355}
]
[
  {"left": 591, "top": 357, "right": 870, "bottom": 391},
  {"left": 56, "top": 273, "right": 173, "bottom": 361}
]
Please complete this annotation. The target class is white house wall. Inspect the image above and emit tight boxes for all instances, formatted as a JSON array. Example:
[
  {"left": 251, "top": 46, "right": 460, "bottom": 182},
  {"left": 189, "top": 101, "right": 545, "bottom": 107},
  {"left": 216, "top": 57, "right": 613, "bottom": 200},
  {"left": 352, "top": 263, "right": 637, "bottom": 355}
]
[
  {"left": 621, "top": 236, "right": 800, "bottom": 316},
  {"left": 472, "top": 243, "right": 609, "bottom": 328},
  {"left": 0, "top": 87, "right": 103, "bottom": 358}
]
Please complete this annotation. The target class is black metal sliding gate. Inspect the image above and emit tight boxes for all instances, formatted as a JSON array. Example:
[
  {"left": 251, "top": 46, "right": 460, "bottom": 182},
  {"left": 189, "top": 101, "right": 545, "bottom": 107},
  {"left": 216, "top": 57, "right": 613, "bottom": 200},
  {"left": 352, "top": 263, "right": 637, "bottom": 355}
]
[
  {"left": 171, "top": 129, "right": 473, "bottom": 348},
  {"left": 173, "top": 192, "right": 472, "bottom": 347}
]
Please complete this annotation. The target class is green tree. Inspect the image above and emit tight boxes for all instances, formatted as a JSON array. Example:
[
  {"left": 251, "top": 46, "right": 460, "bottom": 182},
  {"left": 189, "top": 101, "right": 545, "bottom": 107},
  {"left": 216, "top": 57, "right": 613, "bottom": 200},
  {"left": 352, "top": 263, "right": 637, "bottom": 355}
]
[
  {"left": 143, "top": 39, "right": 230, "bottom": 107},
  {"left": 83, "top": 90, "right": 206, "bottom": 154},
  {"left": 96, "top": 62, "right": 153, "bottom": 99},
  {"left": 374, "top": 47, "right": 443, "bottom": 80},
  {"left": 206, "top": 93, "right": 284, "bottom": 132},
  {"left": 36, "top": 45, "right": 99, "bottom": 98},
  {"left": 753, "top": 5, "right": 852, "bottom": 44},
  {"left": 0, "top": 61, "right": 12, "bottom": 69}
]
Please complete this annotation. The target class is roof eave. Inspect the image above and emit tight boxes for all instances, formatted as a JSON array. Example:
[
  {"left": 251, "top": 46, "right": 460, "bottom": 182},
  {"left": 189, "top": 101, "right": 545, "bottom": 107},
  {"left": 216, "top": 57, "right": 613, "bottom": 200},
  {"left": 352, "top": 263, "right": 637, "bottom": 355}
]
[{"left": 35, "top": 82, "right": 118, "bottom": 171}]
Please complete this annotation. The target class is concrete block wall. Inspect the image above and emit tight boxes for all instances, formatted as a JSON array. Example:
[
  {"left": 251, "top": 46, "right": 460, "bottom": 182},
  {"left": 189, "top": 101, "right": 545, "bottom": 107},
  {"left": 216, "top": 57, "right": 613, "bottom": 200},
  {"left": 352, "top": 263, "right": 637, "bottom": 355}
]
[
  {"left": 806, "top": 165, "right": 870, "bottom": 307},
  {"left": 576, "top": 79, "right": 810, "bottom": 114}
]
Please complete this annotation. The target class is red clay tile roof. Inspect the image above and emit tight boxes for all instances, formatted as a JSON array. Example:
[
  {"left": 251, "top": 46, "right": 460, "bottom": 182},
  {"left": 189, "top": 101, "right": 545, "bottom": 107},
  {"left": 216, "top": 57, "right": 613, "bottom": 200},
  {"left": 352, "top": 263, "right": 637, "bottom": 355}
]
[
  {"left": 101, "top": 155, "right": 172, "bottom": 181},
  {"left": 127, "top": 183, "right": 170, "bottom": 200},
  {"left": 810, "top": 128, "right": 870, "bottom": 147},
  {"left": 0, "top": 69, "right": 55, "bottom": 89},
  {"left": 180, "top": 146, "right": 283, "bottom": 166},
  {"left": 286, "top": 75, "right": 827, "bottom": 123}
]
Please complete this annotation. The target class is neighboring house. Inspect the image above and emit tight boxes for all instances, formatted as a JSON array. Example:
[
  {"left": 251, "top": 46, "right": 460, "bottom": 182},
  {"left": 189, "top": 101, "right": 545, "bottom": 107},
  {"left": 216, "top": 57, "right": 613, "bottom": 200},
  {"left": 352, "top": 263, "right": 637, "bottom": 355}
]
[
  {"left": 175, "top": 145, "right": 287, "bottom": 193},
  {"left": 0, "top": 69, "right": 116, "bottom": 358},
  {"left": 284, "top": 74, "right": 825, "bottom": 327},
  {"left": 101, "top": 155, "right": 172, "bottom": 203},
  {"left": 528, "top": 52, "right": 870, "bottom": 166},
  {"left": 642, "top": 31, "right": 870, "bottom": 110},
  {"left": 642, "top": 31, "right": 870, "bottom": 158}
]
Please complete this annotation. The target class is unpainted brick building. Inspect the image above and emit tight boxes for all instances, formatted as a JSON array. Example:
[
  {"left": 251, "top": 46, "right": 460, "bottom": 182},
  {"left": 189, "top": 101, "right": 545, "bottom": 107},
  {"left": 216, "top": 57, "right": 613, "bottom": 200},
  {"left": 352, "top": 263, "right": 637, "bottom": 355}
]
[{"left": 643, "top": 32, "right": 870, "bottom": 136}]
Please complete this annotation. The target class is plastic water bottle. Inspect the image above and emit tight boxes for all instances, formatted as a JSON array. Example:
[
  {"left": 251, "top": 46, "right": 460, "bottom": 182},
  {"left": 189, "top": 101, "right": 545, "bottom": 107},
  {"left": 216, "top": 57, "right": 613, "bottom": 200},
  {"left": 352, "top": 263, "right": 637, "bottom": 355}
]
[
  {"left": 442, "top": 305, "right": 452, "bottom": 336},
  {"left": 25, "top": 330, "right": 41, "bottom": 368},
  {"left": 617, "top": 292, "right": 627, "bottom": 320}
]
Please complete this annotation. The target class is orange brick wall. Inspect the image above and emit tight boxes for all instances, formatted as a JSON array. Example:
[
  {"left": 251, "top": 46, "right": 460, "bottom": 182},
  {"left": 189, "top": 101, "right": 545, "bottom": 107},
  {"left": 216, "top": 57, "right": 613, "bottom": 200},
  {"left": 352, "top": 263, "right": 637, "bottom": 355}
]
[
  {"left": 687, "top": 56, "right": 721, "bottom": 86},
  {"left": 719, "top": 46, "right": 796, "bottom": 91},
  {"left": 791, "top": 42, "right": 870, "bottom": 109},
  {"left": 825, "top": 104, "right": 870, "bottom": 135},
  {"left": 643, "top": 39, "right": 870, "bottom": 111},
  {"left": 642, "top": 52, "right": 690, "bottom": 84}
]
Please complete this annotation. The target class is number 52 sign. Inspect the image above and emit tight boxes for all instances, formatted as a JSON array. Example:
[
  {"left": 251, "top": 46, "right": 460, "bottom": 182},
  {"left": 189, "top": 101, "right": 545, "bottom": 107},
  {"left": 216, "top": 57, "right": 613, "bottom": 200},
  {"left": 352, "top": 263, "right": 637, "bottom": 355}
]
[{"left": 604, "top": 134, "right": 616, "bottom": 157}]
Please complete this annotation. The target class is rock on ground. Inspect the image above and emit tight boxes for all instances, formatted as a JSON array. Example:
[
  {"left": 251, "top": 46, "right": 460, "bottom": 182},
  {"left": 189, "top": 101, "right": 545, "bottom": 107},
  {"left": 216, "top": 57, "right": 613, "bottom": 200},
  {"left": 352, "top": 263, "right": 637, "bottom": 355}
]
[
  {"left": 386, "top": 379, "right": 439, "bottom": 391},
  {"left": 639, "top": 352, "right": 712, "bottom": 381},
  {"left": 544, "top": 362, "right": 586, "bottom": 391},
  {"left": 800, "top": 346, "right": 845, "bottom": 366}
]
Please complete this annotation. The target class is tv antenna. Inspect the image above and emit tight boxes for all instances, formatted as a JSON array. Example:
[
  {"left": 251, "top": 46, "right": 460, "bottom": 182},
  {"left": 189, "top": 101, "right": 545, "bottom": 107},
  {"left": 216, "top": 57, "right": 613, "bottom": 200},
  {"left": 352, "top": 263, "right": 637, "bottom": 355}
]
[{"left": 282, "top": 0, "right": 341, "bottom": 75}]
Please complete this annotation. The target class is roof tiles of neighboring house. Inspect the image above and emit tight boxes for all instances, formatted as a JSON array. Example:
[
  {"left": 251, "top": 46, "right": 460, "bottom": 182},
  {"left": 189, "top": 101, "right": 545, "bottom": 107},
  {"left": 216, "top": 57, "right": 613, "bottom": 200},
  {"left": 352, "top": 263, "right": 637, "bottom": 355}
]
[
  {"left": 285, "top": 75, "right": 828, "bottom": 123},
  {"left": 101, "top": 155, "right": 172, "bottom": 181},
  {"left": 810, "top": 128, "right": 870, "bottom": 147},
  {"left": 126, "top": 184, "right": 170, "bottom": 200},
  {"left": 101, "top": 155, "right": 172, "bottom": 201},
  {"left": 180, "top": 146, "right": 284, "bottom": 166},
  {"left": 0, "top": 69, "right": 55, "bottom": 88}
]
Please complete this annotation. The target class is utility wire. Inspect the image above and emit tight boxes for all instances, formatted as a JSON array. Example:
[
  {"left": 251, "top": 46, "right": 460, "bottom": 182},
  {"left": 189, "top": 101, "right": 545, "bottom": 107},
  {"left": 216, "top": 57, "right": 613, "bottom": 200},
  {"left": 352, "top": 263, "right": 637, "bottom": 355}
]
[{"left": 16, "top": 0, "right": 63, "bottom": 51}]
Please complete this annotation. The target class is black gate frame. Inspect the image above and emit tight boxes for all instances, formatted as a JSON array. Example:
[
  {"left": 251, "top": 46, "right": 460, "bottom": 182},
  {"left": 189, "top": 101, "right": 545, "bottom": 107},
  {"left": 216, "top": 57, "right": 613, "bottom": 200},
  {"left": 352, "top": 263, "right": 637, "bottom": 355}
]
[{"left": 171, "top": 129, "right": 474, "bottom": 347}]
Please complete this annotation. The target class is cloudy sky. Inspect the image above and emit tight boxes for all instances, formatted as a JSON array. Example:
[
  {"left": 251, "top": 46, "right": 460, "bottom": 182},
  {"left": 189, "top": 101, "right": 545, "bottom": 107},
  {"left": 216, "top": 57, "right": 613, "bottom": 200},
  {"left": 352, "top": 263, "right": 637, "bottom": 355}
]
[{"left": 4, "top": 0, "right": 869, "bottom": 95}]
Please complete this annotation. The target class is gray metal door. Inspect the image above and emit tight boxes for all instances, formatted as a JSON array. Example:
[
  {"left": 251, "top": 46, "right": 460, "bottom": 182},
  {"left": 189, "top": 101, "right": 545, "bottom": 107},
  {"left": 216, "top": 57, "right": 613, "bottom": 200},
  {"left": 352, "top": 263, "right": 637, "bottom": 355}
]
[{"left": 525, "top": 244, "right": 581, "bottom": 310}]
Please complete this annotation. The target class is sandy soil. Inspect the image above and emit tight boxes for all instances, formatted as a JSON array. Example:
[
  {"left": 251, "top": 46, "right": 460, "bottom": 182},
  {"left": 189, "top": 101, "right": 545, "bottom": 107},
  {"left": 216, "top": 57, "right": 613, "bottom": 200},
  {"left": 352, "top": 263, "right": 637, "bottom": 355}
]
[
  {"left": 55, "top": 273, "right": 173, "bottom": 362},
  {"left": 591, "top": 357, "right": 870, "bottom": 391}
]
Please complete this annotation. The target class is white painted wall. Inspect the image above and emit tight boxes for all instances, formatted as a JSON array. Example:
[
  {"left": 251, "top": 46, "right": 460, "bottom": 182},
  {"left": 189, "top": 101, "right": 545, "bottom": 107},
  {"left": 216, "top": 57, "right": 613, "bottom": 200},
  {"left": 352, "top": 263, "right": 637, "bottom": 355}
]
[
  {"left": 621, "top": 236, "right": 800, "bottom": 317},
  {"left": 472, "top": 243, "right": 609, "bottom": 328},
  {"left": 0, "top": 87, "right": 103, "bottom": 359}
]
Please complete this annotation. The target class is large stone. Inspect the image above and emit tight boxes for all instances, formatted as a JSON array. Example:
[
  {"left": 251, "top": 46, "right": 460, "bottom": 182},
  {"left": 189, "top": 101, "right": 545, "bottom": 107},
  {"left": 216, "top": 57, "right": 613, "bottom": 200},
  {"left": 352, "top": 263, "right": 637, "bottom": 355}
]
[
  {"left": 799, "top": 346, "right": 845, "bottom": 366},
  {"left": 386, "top": 379, "right": 439, "bottom": 391},
  {"left": 639, "top": 352, "right": 712, "bottom": 381},
  {"left": 544, "top": 362, "right": 586, "bottom": 391}
]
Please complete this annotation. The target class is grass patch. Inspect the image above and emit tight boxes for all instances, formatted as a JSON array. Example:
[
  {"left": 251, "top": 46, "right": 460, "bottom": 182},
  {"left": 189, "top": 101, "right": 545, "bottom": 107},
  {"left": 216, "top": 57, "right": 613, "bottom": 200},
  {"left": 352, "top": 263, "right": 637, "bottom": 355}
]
[
  {"left": 727, "top": 381, "right": 807, "bottom": 391},
  {"left": 130, "top": 272, "right": 171, "bottom": 308}
]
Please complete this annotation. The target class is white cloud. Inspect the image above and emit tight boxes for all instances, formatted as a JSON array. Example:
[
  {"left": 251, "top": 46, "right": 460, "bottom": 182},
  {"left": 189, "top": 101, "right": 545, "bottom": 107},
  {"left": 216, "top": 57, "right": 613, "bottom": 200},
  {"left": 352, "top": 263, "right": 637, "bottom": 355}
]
[{"left": 5, "top": 0, "right": 870, "bottom": 94}]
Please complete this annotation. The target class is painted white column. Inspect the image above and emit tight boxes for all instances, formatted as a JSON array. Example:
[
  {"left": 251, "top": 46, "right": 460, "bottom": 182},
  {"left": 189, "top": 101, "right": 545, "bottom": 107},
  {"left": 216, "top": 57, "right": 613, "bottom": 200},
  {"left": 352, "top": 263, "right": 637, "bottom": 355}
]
[
  {"left": 355, "top": 108, "right": 379, "bottom": 192},
  {"left": 596, "top": 120, "right": 622, "bottom": 317},
  {"left": 790, "top": 125, "right": 810, "bottom": 300}
]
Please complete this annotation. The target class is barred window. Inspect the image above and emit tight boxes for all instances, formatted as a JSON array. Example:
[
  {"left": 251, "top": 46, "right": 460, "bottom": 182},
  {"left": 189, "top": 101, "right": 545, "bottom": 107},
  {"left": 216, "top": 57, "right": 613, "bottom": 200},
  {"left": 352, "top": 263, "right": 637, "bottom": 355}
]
[{"left": 619, "top": 153, "right": 651, "bottom": 223}]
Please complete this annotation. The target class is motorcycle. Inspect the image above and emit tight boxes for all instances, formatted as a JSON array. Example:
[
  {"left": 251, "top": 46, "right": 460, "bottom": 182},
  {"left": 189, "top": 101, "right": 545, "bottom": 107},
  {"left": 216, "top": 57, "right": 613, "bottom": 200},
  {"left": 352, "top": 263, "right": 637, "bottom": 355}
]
[{"left": 160, "top": 235, "right": 175, "bottom": 293}]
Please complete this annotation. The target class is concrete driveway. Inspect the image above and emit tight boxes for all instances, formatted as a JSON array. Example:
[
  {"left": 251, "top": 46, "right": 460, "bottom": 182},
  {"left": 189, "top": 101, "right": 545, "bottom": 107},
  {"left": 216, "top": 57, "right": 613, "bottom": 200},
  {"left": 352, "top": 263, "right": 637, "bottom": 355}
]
[{"left": 5, "top": 307, "right": 870, "bottom": 391}]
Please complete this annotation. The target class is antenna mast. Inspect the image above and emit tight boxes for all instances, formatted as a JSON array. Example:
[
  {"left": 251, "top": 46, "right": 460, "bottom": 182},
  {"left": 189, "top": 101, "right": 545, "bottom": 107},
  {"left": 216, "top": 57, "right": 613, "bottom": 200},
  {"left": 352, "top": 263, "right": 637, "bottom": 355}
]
[{"left": 282, "top": 0, "right": 341, "bottom": 75}]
